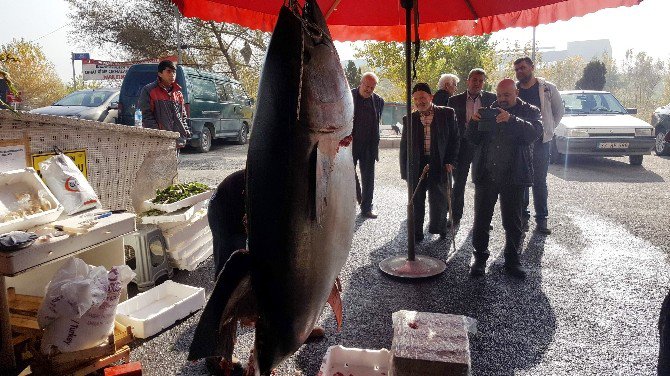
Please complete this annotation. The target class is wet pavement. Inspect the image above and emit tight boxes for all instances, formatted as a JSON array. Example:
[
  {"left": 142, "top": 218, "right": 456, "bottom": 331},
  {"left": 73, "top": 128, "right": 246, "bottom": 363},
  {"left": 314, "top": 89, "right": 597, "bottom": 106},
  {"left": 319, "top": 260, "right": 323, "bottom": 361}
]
[{"left": 128, "top": 140, "right": 670, "bottom": 375}]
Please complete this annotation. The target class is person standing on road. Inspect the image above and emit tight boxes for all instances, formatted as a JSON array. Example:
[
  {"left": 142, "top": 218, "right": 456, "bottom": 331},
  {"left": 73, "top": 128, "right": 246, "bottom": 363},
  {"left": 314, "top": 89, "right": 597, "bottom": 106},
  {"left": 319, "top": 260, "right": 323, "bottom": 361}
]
[
  {"left": 467, "top": 79, "right": 543, "bottom": 279},
  {"left": 138, "top": 60, "right": 191, "bottom": 147},
  {"left": 433, "top": 73, "right": 459, "bottom": 106},
  {"left": 400, "top": 83, "right": 459, "bottom": 242},
  {"left": 447, "top": 68, "right": 496, "bottom": 229},
  {"left": 352, "top": 72, "right": 384, "bottom": 219},
  {"left": 514, "top": 57, "right": 564, "bottom": 235}
]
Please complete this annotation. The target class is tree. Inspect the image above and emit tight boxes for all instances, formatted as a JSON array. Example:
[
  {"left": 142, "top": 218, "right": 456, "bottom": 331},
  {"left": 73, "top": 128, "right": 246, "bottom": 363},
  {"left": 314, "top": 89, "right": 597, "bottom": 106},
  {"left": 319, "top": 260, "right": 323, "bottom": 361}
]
[
  {"left": 65, "top": 0, "right": 269, "bottom": 97},
  {"left": 0, "top": 39, "right": 67, "bottom": 109},
  {"left": 575, "top": 60, "right": 607, "bottom": 90},
  {"left": 616, "top": 50, "right": 665, "bottom": 121},
  {"left": 354, "top": 35, "right": 497, "bottom": 101},
  {"left": 537, "top": 56, "right": 585, "bottom": 91},
  {"left": 345, "top": 61, "right": 362, "bottom": 89}
]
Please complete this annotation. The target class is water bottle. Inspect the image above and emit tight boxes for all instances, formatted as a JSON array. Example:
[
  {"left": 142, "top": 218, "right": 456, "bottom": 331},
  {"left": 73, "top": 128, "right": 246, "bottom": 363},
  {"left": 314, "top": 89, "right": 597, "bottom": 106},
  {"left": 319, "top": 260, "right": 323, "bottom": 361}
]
[{"left": 134, "top": 108, "right": 143, "bottom": 127}]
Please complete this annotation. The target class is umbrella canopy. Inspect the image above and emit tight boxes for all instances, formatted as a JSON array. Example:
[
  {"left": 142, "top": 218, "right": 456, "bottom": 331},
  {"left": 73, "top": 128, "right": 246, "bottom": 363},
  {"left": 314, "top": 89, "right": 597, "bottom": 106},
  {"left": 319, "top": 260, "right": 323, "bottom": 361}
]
[{"left": 173, "top": 0, "right": 641, "bottom": 41}]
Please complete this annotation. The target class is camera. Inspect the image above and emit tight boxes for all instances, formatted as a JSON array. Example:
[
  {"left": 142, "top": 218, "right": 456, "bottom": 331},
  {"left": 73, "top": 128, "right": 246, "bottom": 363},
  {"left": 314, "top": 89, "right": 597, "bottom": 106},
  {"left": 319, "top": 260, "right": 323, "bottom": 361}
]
[{"left": 477, "top": 107, "right": 499, "bottom": 132}]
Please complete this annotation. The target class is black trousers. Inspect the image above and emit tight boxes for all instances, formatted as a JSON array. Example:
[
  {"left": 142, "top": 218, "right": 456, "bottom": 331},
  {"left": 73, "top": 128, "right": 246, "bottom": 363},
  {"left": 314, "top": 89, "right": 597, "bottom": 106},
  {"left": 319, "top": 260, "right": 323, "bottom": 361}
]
[
  {"left": 452, "top": 138, "right": 474, "bottom": 222},
  {"left": 414, "top": 156, "right": 449, "bottom": 235},
  {"left": 471, "top": 182, "right": 525, "bottom": 262},
  {"left": 354, "top": 148, "right": 376, "bottom": 213}
]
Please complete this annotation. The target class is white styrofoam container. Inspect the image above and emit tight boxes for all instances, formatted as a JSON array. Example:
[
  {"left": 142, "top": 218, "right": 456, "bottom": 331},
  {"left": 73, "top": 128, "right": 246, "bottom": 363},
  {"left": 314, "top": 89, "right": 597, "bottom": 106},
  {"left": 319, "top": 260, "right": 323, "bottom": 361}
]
[
  {"left": 163, "top": 210, "right": 209, "bottom": 250},
  {"left": 0, "top": 168, "right": 64, "bottom": 234},
  {"left": 139, "top": 199, "right": 208, "bottom": 225},
  {"left": 115, "top": 280, "right": 205, "bottom": 339},
  {"left": 172, "top": 237, "right": 212, "bottom": 271},
  {"left": 318, "top": 345, "right": 392, "bottom": 376},
  {"left": 167, "top": 226, "right": 211, "bottom": 260},
  {"left": 142, "top": 189, "right": 213, "bottom": 213}
]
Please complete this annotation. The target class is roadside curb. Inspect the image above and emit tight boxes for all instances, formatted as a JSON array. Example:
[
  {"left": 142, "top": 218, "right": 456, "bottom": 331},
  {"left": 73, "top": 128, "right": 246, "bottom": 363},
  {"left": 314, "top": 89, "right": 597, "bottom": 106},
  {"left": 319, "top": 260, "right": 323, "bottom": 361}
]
[{"left": 380, "top": 137, "right": 401, "bottom": 149}]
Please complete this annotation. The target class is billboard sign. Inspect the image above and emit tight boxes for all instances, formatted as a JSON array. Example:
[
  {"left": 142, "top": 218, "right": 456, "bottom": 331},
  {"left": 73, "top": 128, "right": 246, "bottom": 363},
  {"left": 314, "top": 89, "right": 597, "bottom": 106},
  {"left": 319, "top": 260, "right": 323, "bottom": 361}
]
[
  {"left": 72, "top": 53, "right": 90, "bottom": 60},
  {"left": 82, "top": 56, "right": 178, "bottom": 81}
]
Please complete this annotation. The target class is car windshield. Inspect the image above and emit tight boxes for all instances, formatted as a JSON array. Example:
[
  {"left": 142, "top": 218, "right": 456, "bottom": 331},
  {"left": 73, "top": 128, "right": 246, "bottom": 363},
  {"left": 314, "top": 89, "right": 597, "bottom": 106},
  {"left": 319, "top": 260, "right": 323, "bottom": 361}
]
[
  {"left": 54, "top": 91, "right": 114, "bottom": 107},
  {"left": 562, "top": 92, "right": 627, "bottom": 115}
]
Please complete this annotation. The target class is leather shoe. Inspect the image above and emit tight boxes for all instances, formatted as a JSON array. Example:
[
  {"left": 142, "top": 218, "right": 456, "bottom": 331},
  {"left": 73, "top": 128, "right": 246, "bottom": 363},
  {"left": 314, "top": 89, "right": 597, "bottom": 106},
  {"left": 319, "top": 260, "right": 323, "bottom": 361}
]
[
  {"left": 535, "top": 220, "right": 551, "bottom": 235},
  {"left": 361, "top": 211, "right": 378, "bottom": 219},
  {"left": 439, "top": 232, "right": 447, "bottom": 240},
  {"left": 469, "top": 258, "right": 487, "bottom": 277},
  {"left": 522, "top": 218, "right": 529, "bottom": 232},
  {"left": 504, "top": 262, "right": 527, "bottom": 279}
]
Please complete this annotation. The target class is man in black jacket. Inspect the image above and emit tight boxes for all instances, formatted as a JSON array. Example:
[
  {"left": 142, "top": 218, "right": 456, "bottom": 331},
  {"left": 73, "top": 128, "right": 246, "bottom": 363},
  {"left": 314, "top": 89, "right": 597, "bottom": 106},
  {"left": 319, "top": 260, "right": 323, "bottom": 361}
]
[
  {"left": 352, "top": 72, "right": 384, "bottom": 219},
  {"left": 400, "top": 83, "right": 459, "bottom": 242},
  {"left": 466, "top": 79, "right": 542, "bottom": 278},
  {"left": 447, "top": 68, "right": 496, "bottom": 228}
]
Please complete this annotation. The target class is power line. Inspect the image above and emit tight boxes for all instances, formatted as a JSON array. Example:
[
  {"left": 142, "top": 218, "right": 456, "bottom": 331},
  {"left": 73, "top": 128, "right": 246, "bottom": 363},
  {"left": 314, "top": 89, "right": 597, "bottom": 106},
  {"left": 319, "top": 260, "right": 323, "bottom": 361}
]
[{"left": 30, "top": 23, "right": 71, "bottom": 43}]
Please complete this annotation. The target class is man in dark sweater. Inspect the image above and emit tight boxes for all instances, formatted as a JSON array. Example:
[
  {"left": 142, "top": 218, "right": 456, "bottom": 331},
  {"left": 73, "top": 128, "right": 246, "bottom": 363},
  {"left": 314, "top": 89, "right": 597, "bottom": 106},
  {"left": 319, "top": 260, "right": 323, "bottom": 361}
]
[
  {"left": 351, "top": 72, "right": 384, "bottom": 219},
  {"left": 466, "top": 79, "right": 543, "bottom": 278}
]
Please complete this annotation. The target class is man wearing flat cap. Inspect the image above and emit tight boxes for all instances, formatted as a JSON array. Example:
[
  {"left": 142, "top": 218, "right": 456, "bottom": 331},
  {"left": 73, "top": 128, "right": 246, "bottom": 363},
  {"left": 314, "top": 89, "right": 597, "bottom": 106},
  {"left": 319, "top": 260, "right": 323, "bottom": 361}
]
[{"left": 400, "top": 83, "right": 460, "bottom": 242}]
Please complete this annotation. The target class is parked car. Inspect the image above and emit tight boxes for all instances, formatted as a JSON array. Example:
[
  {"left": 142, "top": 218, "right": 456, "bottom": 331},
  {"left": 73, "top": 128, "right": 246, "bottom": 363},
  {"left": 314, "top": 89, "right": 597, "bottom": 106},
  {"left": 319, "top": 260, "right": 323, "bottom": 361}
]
[
  {"left": 551, "top": 90, "right": 655, "bottom": 165},
  {"left": 118, "top": 64, "right": 253, "bottom": 153},
  {"left": 650, "top": 103, "right": 670, "bottom": 156},
  {"left": 30, "top": 88, "right": 119, "bottom": 123}
]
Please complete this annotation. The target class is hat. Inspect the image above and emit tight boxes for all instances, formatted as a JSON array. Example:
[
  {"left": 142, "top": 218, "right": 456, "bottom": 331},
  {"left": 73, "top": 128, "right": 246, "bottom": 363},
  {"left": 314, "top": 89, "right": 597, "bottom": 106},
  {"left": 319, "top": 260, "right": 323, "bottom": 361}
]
[
  {"left": 158, "top": 60, "right": 177, "bottom": 72},
  {"left": 412, "top": 82, "right": 431, "bottom": 95}
]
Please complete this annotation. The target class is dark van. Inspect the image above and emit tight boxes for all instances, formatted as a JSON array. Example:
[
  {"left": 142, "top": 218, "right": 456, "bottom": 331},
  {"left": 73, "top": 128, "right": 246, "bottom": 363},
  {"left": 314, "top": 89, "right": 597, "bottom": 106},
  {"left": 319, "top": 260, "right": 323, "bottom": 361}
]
[{"left": 118, "top": 64, "right": 253, "bottom": 152}]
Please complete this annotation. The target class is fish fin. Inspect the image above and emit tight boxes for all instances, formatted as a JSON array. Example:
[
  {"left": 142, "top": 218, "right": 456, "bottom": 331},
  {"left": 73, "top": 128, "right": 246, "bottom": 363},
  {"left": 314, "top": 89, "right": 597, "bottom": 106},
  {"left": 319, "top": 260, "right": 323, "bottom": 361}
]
[
  {"left": 188, "top": 249, "right": 254, "bottom": 361},
  {"left": 327, "top": 277, "right": 343, "bottom": 331},
  {"left": 313, "top": 140, "right": 337, "bottom": 223}
]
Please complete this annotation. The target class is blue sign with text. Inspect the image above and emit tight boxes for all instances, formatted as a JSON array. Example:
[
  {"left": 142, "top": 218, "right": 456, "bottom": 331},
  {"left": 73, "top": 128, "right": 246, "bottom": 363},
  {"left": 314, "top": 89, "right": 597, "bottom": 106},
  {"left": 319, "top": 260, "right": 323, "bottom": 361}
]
[{"left": 72, "top": 53, "right": 90, "bottom": 60}]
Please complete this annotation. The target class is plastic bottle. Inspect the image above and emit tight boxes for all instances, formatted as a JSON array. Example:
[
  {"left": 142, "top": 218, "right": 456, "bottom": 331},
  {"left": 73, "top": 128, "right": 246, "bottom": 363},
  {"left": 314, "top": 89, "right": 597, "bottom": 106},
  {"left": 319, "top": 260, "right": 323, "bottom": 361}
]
[{"left": 134, "top": 108, "right": 143, "bottom": 127}]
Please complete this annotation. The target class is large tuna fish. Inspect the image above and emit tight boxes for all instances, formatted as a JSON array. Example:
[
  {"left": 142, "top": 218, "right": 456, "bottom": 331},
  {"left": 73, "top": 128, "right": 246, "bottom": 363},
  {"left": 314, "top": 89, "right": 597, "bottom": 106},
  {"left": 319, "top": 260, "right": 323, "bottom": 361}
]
[{"left": 188, "top": 0, "right": 356, "bottom": 374}]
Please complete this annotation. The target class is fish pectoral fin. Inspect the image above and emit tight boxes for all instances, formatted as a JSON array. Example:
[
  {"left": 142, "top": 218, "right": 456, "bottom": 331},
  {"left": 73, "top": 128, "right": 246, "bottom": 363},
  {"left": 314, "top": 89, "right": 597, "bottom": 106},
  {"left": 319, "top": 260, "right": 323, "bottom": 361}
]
[
  {"left": 313, "top": 140, "right": 338, "bottom": 223},
  {"left": 188, "top": 249, "right": 253, "bottom": 361},
  {"left": 327, "top": 277, "right": 343, "bottom": 330}
]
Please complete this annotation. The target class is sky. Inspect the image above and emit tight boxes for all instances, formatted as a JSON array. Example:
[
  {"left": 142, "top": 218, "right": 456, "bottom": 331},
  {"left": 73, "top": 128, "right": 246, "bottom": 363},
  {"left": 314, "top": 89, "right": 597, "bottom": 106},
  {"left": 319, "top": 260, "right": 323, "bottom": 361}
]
[{"left": 1, "top": 0, "right": 669, "bottom": 84}]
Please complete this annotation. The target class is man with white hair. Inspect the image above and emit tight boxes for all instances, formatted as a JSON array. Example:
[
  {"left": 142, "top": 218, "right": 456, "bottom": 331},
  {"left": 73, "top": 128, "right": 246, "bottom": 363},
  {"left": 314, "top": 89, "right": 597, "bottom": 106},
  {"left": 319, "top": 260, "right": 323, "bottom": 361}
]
[
  {"left": 433, "top": 73, "right": 459, "bottom": 106},
  {"left": 351, "top": 72, "right": 385, "bottom": 219}
]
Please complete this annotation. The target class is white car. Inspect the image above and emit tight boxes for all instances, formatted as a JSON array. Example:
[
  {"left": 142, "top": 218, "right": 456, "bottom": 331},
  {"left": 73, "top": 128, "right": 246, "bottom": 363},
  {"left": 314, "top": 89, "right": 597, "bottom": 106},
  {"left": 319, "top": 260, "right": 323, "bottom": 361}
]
[{"left": 551, "top": 90, "right": 655, "bottom": 165}]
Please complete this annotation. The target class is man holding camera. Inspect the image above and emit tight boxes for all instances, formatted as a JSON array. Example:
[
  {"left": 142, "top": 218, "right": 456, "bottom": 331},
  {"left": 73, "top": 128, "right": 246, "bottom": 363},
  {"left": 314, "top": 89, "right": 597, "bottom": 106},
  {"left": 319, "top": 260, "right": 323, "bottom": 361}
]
[
  {"left": 447, "top": 68, "right": 496, "bottom": 229},
  {"left": 466, "top": 79, "right": 543, "bottom": 279}
]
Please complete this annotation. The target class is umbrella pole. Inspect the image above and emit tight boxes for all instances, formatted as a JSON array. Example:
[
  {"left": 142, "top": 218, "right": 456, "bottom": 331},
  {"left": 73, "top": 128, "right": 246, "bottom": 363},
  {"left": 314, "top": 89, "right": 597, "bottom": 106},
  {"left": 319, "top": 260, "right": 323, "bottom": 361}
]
[{"left": 379, "top": 0, "right": 445, "bottom": 279}]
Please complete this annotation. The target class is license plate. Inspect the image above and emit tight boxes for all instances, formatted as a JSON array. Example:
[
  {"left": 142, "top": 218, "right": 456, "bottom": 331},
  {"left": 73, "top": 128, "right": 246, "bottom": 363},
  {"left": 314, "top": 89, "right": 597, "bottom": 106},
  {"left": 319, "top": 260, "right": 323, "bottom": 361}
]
[{"left": 598, "top": 142, "right": 629, "bottom": 149}]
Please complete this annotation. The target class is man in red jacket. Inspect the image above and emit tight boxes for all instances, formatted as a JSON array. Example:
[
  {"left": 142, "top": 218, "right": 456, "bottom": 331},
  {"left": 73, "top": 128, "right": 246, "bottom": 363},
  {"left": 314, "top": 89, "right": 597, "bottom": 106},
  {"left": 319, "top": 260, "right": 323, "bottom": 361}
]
[{"left": 138, "top": 60, "right": 190, "bottom": 146}]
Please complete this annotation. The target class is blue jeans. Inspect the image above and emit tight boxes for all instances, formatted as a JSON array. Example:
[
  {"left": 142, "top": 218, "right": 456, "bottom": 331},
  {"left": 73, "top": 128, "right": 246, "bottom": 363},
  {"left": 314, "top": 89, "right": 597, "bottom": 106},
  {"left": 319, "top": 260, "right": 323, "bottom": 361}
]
[{"left": 523, "top": 140, "right": 550, "bottom": 222}]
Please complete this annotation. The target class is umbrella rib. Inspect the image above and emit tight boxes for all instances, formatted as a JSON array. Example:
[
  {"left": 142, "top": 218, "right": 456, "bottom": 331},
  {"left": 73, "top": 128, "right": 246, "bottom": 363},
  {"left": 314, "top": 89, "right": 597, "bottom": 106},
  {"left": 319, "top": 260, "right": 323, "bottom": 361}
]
[
  {"left": 324, "top": 0, "right": 342, "bottom": 19},
  {"left": 463, "top": 0, "right": 479, "bottom": 18}
]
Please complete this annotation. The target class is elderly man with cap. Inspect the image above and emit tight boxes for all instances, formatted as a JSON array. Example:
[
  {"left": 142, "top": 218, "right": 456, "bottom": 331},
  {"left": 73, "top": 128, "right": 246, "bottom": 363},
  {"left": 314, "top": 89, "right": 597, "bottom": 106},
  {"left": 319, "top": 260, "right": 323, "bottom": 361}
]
[
  {"left": 400, "top": 83, "right": 460, "bottom": 242},
  {"left": 466, "top": 78, "right": 543, "bottom": 279}
]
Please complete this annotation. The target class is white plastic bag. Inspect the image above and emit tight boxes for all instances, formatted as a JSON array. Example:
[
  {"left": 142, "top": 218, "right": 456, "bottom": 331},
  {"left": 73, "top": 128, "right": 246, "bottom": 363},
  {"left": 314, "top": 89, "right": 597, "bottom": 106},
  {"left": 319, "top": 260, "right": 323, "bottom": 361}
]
[
  {"left": 37, "top": 258, "right": 135, "bottom": 355},
  {"left": 39, "top": 153, "right": 101, "bottom": 215}
]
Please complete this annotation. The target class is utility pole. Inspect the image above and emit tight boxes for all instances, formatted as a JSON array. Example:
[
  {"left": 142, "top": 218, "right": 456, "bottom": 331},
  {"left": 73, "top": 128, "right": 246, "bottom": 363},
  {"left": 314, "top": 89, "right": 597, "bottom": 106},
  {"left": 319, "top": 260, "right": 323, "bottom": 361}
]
[
  {"left": 71, "top": 52, "right": 76, "bottom": 90},
  {"left": 531, "top": 27, "right": 536, "bottom": 62},
  {"left": 175, "top": 5, "right": 182, "bottom": 64}
]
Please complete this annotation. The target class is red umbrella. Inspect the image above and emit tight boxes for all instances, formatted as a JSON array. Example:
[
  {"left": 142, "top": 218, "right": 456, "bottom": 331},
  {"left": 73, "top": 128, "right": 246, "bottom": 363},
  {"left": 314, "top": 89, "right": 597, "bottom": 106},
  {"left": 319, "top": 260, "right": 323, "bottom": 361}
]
[
  {"left": 173, "top": 0, "right": 641, "bottom": 42},
  {"left": 173, "top": 0, "right": 642, "bottom": 276}
]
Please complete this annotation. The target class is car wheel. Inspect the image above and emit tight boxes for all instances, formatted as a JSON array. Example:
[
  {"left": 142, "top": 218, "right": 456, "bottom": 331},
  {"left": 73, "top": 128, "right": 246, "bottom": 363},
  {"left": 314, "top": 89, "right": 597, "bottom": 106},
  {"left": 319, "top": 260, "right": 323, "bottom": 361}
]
[
  {"left": 629, "top": 155, "right": 643, "bottom": 165},
  {"left": 549, "top": 138, "right": 565, "bottom": 164},
  {"left": 236, "top": 124, "right": 249, "bottom": 145},
  {"left": 655, "top": 128, "right": 670, "bottom": 156},
  {"left": 196, "top": 127, "right": 212, "bottom": 153}
]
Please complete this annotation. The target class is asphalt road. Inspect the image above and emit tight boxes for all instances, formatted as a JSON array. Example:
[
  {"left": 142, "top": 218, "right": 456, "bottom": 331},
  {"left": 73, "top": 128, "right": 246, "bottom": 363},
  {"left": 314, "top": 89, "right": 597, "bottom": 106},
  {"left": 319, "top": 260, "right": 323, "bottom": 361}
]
[{"left": 128, "top": 139, "right": 670, "bottom": 376}]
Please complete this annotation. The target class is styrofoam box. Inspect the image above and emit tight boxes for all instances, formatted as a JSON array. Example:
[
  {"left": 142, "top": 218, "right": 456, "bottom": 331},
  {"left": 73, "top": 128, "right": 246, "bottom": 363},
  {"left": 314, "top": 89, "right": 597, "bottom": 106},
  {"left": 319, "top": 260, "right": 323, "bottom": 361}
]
[
  {"left": 168, "top": 226, "right": 211, "bottom": 260},
  {"left": 115, "top": 280, "right": 205, "bottom": 338},
  {"left": 163, "top": 210, "right": 209, "bottom": 250},
  {"left": 139, "top": 199, "right": 208, "bottom": 225},
  {"left": 142, "top": 189, "right": 213, "bottom": 213},
  {"left": 0, "top": 168, "right": 64, "bottom": 234},
  {"left": 318, "top": 345, "right": 392, "bottom": 376},
  {"left": 172, "top": 237, "right": 213, "bottom": 271}
]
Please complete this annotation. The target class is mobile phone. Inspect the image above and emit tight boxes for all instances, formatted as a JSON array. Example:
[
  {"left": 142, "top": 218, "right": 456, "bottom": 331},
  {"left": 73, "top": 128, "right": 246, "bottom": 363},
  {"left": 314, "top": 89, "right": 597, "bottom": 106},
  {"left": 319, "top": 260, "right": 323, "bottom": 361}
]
[{"left": 477, "top": 108, "right": 499, "bottom": 132}]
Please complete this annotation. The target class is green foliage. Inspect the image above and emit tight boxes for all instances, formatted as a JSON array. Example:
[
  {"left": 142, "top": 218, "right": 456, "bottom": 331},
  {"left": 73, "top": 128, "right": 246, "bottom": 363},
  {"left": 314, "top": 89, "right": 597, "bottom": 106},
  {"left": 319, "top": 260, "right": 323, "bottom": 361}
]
[
  {"left": 344, "top": 61, "right": 362, "bottom": 89},
  {"left": 0, "top": 39, "right": 67, "bottom": 109},
  {"left": 575, "top": 60, "right": 607, "bottom": 90},
  {"left": 354, "top": 35, "right": 497, "bottom": 101},
  {"left": 536, "top": 56, "right": 585, "bottom": 92}
]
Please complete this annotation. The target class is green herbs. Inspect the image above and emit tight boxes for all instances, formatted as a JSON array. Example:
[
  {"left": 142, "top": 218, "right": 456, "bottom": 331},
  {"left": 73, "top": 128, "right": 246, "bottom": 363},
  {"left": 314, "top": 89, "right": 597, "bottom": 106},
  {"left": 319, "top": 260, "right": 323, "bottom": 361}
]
[
  {"left": 150, "top": 182, "right": 210, "bottom": 204},
  {"left": 140, "top": 209, "right": 166, "bottom": 217}
]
